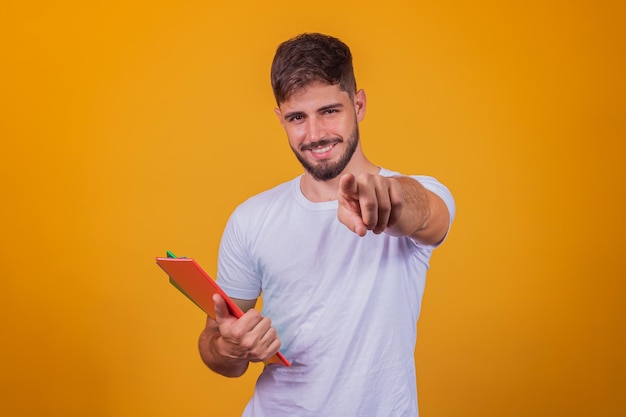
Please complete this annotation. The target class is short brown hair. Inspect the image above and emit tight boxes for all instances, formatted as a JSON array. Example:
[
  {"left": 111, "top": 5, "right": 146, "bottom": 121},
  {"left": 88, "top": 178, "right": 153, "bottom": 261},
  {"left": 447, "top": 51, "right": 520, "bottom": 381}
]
[{"left": 270, "top": 33, "right": 357, "bottom": 105}]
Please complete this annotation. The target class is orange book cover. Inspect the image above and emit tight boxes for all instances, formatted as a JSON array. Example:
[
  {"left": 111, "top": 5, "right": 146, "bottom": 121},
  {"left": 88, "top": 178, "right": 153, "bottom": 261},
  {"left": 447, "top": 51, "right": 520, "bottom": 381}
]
[{"left": 155, "top": 255, "right": 290, "bottom": 367}]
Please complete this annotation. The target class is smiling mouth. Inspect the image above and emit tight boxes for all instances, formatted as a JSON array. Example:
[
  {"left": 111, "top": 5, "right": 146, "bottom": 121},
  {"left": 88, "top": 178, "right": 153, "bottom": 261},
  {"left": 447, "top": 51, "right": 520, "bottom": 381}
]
[
  {"left": 301, "top": 139, "right": 341, "bottom": 153},
  {"left": 311, "top": 143, "right": 336, "bottom": 154}
]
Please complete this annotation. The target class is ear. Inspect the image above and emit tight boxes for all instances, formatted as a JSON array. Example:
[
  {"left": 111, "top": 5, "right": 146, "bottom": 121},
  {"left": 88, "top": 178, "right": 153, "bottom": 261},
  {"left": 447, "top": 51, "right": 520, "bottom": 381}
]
[
  {"left": 354, "top": 89, "right": 367, "bottom": 122},
  {"left": 274, "top": 107, "right": 285, "bottom": 127}
]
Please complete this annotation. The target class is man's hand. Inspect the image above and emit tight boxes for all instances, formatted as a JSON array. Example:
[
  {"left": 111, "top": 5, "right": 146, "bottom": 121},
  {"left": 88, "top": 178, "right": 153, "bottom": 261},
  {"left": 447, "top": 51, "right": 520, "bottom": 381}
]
[
  {"left": 337, "top": 173, "right": 404, "bottom": 236},
  {"left": 212, "top": 294, "right": 281, "bottom": 363}
]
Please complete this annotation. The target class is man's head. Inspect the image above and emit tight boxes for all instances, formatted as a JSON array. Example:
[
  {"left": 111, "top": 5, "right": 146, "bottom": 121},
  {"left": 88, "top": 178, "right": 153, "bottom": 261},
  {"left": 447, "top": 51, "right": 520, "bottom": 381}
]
[
  {"left": 271, "top": 33, "right": 357, "bottom": 106},
  {"left": 272, "top": 33, "right": 368, "bottom": 184}
]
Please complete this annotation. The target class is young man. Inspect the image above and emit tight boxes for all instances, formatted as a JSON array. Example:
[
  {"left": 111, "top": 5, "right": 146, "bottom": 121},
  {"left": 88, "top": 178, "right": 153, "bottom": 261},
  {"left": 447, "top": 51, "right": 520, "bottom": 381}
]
[{"left": 198, "top": 33, "right": 455, "bottom": 416}]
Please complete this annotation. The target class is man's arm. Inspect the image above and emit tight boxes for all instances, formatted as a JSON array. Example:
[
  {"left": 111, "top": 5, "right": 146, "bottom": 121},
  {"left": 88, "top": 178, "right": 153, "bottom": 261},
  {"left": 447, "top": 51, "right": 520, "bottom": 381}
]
[
  {"left": 337, "top": 173, "right": 450, "bottom": 245},
  {"left": 198, "top": 295, "right": 281, "bottom": 378},
  {"left": 385, "top": 176, "right": 450, "bottom": 244}
]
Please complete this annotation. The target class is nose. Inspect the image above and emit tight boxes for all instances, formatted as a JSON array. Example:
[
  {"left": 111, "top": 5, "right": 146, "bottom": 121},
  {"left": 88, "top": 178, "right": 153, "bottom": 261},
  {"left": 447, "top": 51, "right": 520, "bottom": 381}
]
[{"left": 305, "top": 116, "right": 326, "bottom": 142}]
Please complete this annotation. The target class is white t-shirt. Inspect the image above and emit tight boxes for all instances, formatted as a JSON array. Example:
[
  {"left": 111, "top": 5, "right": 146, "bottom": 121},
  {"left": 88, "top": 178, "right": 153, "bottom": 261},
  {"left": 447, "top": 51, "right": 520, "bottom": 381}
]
[{"left": 217, "top": 169, "right": 455, "bottom": 417}]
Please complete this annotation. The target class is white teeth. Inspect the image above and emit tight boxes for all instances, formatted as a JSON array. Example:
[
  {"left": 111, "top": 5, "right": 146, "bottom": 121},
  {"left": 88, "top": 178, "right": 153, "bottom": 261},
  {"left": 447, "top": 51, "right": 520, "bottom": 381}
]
[{"left": 312, "top": 144, "right": 333, "bottom": 154}]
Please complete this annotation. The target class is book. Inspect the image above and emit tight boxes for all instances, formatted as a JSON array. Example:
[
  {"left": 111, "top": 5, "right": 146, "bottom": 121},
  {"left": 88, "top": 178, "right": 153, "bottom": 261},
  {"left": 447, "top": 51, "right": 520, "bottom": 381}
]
[{"left": 155, "top": 252, "right": 291, "bottom": 367}]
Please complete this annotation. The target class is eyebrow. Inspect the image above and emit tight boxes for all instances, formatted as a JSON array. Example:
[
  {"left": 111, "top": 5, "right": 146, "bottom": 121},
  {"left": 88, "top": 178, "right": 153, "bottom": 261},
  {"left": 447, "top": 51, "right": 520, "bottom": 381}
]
[
  {"left": 318, "top": 103, "right": 344, "bottom": 113},
  {"left": 283, "top": 110, "right": 305, "bottom": 120},
  {"left": 283, "top": 103, "right": 345, "bottom": 120}
]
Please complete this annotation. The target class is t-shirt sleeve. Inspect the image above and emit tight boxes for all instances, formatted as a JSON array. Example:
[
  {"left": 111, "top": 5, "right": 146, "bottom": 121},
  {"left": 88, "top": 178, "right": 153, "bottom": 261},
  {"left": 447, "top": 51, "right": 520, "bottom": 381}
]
[
  {"left": 411, "top": 175, "right": 456, "bottom": 247},
  {"left": 216, "top": 208, "right": 263, "bottom": 300}
]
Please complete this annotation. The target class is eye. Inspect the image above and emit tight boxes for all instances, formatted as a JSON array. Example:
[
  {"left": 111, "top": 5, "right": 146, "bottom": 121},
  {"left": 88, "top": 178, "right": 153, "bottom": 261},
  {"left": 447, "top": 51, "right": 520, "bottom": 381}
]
[
  {"left": 321, "top": 107, "right": 342, "bottom": 117},
  {"left": 287, "top": 114, "right": 304, "bottom": 123}
]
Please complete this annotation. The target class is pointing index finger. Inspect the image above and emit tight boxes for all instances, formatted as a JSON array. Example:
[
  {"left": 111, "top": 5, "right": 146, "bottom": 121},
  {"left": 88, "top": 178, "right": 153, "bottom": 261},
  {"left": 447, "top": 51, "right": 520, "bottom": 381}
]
[{"left": 338, "top": 173, "right": 357, "bottom": 198}]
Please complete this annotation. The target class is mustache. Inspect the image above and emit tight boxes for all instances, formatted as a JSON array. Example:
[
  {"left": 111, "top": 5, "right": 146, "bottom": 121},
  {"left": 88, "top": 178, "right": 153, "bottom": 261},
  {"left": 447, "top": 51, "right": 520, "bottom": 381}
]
[{"left": 300, "top": 138, "right": 342, "bottom": 152}]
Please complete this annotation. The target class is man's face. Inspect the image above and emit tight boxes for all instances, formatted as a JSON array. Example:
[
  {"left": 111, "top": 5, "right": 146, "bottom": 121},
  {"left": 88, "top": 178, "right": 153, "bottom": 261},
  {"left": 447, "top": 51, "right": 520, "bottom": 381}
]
[{"left": 275, "top": 83, "right": 366, "bottom": 181}]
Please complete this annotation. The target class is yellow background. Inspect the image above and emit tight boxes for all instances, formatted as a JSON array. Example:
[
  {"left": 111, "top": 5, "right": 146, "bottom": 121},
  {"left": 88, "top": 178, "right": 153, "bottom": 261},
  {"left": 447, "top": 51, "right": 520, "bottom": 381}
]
[{"left": 1, "top": 1, "right": 624, "bottom": 416}]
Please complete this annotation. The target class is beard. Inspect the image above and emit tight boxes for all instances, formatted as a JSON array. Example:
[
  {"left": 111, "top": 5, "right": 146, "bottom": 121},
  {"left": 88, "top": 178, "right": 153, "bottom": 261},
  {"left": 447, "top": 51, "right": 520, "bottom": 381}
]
[{"left": 290, "top": 124, "right": 360, "bottom": 182}]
